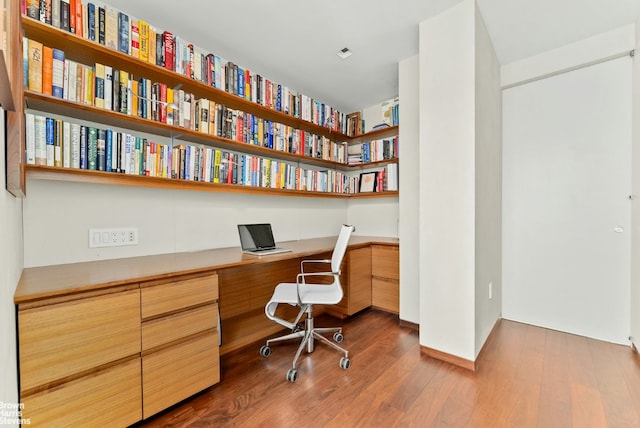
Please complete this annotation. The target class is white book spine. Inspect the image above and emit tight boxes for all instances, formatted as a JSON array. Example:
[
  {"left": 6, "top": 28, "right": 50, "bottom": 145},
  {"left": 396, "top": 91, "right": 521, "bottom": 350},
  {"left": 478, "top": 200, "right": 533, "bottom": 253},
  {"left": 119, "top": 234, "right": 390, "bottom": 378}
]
[
  {"left": 34, "top": 115, "right": 46, "bottom": 166},
  {"left": 70, "top": 123, "right": 80, "bottom": 169},
  {"left": 62, "top": 121, "right": 71, "bottom": 168},
  {"left": 25, "top": 113, "right": 36, "bottom": 165},
  {"left": 104, "top": 65, "right": 113, "bottom": 111}
]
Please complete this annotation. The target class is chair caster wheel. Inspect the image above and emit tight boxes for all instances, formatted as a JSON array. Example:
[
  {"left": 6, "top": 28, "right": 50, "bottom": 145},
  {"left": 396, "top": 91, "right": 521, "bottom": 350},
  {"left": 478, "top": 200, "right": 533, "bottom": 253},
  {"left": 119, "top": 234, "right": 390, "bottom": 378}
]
[
  {"left": 259, "top": 345, "right": 271, "bottom": 357},
  {"left": 286, "top": 368, "right": 298, "bottom": 382},
  {"left": 333, "top": 332, "right": 344, "bottom": 343},
  {"left": 339, "top": 357, "right": 351, "bottom": 370}
]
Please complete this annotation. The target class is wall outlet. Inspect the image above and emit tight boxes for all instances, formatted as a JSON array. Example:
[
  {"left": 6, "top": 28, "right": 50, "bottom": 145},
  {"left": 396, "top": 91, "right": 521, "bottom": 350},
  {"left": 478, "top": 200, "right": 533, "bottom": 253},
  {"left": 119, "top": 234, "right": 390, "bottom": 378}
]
[
  {"left": 489, "top": 281, "right": 493, "bottom": 300},
  {"left": 89, "top": 228, "right": 138, "bottom": 248}
]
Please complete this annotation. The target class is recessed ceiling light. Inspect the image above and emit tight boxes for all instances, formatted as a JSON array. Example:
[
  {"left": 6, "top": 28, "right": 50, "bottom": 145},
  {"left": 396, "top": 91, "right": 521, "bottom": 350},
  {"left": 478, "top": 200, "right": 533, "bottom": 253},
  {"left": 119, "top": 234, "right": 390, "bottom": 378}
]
[{"left": 336, "top": 47, "right": 353, "bottom": 60}]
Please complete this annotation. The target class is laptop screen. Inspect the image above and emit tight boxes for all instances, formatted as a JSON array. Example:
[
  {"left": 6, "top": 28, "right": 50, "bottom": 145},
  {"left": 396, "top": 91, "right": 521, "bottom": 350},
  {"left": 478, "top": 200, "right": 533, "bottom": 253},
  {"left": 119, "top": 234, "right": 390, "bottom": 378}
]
[{"left": 238, "top": 224, "right": 276, "bottom": 251}]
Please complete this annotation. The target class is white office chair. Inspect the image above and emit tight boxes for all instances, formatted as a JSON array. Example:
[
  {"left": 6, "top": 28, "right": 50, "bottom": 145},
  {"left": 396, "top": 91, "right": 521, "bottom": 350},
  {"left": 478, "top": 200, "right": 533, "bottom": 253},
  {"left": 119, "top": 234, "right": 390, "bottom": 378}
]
[{"left": 260, "top": 224, "right": 355, "bottom": 382}]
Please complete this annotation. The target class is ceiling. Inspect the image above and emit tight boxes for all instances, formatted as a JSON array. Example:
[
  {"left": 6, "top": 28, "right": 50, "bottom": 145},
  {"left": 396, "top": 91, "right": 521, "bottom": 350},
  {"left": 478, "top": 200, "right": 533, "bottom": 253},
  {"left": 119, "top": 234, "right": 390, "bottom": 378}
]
[{"left": 106, "top": 0, "right": 640, "bottom": 113}]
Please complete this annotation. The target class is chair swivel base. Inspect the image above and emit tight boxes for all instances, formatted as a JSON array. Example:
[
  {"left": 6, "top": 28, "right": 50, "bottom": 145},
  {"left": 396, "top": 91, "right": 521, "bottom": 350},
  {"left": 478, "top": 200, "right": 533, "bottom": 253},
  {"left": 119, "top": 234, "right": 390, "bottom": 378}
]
[{"left": 259, "top": 313, "right": 351, "bottom": 382}]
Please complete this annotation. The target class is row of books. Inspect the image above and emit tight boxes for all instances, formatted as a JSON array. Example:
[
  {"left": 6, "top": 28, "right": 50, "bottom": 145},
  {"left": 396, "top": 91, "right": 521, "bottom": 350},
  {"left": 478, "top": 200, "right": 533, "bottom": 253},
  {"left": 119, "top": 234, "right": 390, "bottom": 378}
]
[
  {"left": 21, "top": 0, "right": 350, "bottom": 133},
  {"left": 24, "top": 38, "right": 350, "bottom": 164},
  {"left": 24, "top": 113, "right": 364, "bottom": 193},
  {"left": 347, "top": 137, "right": 399, "bottom": 165}
]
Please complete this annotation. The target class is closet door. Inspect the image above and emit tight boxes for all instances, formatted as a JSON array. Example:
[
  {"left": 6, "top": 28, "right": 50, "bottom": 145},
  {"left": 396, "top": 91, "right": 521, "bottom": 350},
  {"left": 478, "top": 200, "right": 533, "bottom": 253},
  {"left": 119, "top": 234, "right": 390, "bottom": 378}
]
[{"left": 502, "top": 56, "right": 632, "bottom": 344}]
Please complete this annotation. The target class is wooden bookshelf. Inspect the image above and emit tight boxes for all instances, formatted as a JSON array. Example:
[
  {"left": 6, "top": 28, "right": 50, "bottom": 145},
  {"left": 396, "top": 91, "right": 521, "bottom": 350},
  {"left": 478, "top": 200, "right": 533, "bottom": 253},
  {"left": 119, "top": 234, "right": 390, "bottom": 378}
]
[{"left": 17, "top": 14, "right": 400, "bottom": 198}]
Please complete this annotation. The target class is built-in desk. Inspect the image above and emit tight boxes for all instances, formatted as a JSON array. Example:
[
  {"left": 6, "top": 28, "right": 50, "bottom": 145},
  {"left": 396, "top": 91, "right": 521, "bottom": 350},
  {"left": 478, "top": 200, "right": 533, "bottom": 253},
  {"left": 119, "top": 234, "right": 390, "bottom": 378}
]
[{"left": 14, "top": 235, "right": 398, "bottom": 427}]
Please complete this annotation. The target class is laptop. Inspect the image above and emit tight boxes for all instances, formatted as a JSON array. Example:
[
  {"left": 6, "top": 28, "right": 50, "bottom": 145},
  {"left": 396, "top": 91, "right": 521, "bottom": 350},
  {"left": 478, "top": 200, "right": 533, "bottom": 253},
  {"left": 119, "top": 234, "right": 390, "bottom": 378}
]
[{"left": 238, "top": 224, "right": 292, "bottom": 256}]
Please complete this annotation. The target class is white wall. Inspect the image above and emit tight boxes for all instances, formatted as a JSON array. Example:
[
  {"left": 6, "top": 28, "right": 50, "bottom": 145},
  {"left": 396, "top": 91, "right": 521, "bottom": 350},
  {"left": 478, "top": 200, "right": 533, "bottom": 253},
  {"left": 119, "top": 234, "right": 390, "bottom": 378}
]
[
  {"left": 346, "top": 198, "right": 398, "bottom": 238},
  {"left": 419, "top": 0, "right": 477, "bottom": 361},
  {"left": 474, "top": 6, "right": 502, "bottom": 356},
  {"left": 398, "top": 54, "right": 420, "bottom": 324},
  {"left": 631, "top": 19, "right": 640, "bottom": 350},
  {"left": 0, "top": 109, "right": 24, "bottom": 421},
  {"left": 23, "top": 178, "right": 354, "bottom": 267}
]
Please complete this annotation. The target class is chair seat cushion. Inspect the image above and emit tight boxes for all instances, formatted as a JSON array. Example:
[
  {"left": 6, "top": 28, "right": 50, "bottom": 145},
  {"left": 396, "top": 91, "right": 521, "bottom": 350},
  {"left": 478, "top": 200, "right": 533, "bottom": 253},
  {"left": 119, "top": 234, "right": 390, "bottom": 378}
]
[{"left": 269, "top": 282, "right": 343, "bottom": 306}]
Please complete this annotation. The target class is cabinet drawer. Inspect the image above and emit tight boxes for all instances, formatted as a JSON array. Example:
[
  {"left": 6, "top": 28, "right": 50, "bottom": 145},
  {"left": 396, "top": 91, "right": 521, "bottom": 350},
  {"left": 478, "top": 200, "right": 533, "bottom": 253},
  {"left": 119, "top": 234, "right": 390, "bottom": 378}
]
[
  {"left": 23, "top": 358, "right": 141, "bottom": 427},
  {"left": 372, "top": 277, "right": 399, "bottom": 314},
  {"left": 143, "top": 330, "right": 220, "bottom": 418},
  {"left": 372, "top": 245, "right": 399, "bottom": 280},
  {"left": 141, "top": 273, "right": 218, "bottom": 319},
  {"left": 142, "top": 303, "right": 219, "bottom": 351},
  {"left": 18, "top": 289, "right": 141, "bottom": 393}
]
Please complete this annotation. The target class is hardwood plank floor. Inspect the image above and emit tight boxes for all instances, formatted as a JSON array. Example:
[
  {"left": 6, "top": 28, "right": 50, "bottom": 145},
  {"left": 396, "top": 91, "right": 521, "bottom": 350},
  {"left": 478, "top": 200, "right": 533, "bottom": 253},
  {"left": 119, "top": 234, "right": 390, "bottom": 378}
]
[{"left": 135, "top": 309, "right": 640, "bottom": 428}]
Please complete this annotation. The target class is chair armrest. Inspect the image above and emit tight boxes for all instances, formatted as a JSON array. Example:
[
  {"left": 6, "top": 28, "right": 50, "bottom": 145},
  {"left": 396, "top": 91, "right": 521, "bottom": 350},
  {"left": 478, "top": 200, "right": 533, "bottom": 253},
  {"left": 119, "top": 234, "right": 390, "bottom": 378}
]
[
  {"left": 295, "top": 271, "right": 339, "bottom": 304},
  {"left": 300, "top": 259, "right": 331, "bottom": 273}
]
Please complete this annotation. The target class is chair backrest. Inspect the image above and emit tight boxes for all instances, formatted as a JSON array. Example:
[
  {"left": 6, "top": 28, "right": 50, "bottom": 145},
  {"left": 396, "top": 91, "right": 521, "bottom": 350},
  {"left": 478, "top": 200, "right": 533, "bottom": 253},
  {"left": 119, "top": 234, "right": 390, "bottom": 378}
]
[{"left": 331, "top": 224, "right": 355, "bottom": 273}]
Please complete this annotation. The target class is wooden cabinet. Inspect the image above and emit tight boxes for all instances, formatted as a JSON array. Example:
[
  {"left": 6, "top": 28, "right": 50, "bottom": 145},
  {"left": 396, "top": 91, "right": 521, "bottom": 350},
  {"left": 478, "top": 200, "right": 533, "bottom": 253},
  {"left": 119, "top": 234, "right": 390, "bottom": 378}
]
[
  {"left": 372, "top": 245, "right": 400, "bottom": 313},
  {"left": 16, "top": 271, "right": 221, "bottom": 425},
  {"left": 17, "top": 286, "right": 142, "bottom": 427},
  {"left": 329, "top": 246, "right": 372, "bottom": 317},
  {"left": 140, "top": 272, "right": 220, "bottom": 419}
]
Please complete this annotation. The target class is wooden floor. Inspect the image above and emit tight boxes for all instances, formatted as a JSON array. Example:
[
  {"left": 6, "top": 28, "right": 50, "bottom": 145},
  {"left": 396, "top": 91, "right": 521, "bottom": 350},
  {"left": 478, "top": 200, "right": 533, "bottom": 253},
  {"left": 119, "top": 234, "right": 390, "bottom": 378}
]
[{"left": 137, "top": 309, "right": 640, "bottom": 427}]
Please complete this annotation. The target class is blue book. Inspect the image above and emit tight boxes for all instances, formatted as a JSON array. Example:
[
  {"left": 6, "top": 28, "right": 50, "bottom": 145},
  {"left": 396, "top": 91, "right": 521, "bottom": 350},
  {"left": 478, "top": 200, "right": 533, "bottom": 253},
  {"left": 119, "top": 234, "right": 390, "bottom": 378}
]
[
  {"left": 23, "top": 37, "right": 29, "bottom": 88},
  {"left": 268, "top": 121, "right": 274, "bottom": 149},
  {"left": 97, "top": 129, "right": 106, "bottom": 171},
  {"left": 184, "top": 146, "right": 191, "bottom": 180},
  {"left": 276, "top": 84, "right": 282, "bottom": 112},
  {"left": 45, "top": 118, "right": 54, "bottom": 166},
  {"left": 52, "top": 49, "right": 65, "bottom": 99},
  {"left": 87, "top": 3, "right": 96, "bottom": 41},
  {"left": 105, "top": 129, "right": 113, "bottom": 172},
  {"left": 117, "top": 12, "right": 130, "bottom": 54},
  {"left": 238, "top": 67, "right": 244, "bottom": 99},
  {"left": 252, "top": 116, "right": 258, "bottom": 145}
]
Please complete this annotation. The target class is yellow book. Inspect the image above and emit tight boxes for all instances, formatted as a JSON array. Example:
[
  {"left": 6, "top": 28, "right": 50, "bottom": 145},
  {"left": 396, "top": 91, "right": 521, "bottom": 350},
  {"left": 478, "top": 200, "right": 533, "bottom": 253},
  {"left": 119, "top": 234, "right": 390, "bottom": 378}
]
[
  {"left": 131, "top": 80, "right": 138, "bottom": 117},
  {"left": 28, "top": 39, "right": 44, "bottom": 93},
  {"left": 213, "top": 149, "right": 221, "bottom": 183},
  {"left": 209, "top": 101, "right": 216, "bottom": 136},
  {"left": 149, "top": 26, "right": 157, "bottom": 65},
  {"left": 139, "top": 20, "right": 149, "bottom": 62},
  {"left": 85, "top": 67, "right": 93, "bottom": 106},
  {"left": 166, "top": 88, "right": 174, "bottom": 125},
  {"left": 94, "top": 63, "right": 105, "bottom": 108}
]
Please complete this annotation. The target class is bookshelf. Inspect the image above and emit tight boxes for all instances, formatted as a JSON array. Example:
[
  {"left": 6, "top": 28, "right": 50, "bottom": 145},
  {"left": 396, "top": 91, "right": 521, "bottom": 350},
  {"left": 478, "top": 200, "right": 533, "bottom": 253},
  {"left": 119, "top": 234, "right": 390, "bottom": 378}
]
[{"left": 13, "top": 13, "right": 399, "bottom": 198}]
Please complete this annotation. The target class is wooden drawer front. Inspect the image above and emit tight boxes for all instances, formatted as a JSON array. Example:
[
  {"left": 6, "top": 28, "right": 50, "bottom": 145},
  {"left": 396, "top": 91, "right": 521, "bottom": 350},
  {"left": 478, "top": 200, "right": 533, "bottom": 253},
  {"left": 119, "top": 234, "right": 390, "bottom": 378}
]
[
  {"left": 143, "top": 330, "right": 220, "bottom": 418},
  {"left": 19, "top": 289, "right": 141, "bottom": 392},
  {"left": 23, "top": 358, "right": 142, "bottom": 427},
  {"left": 372, "top": 277, "right": 400, "bottom": 314},
  {"left": 141, "top": 274, "right": 218, "bottom": 319},
  {"left": 142, "top": 303, "right": 219, "bottom": 351},
  {"left": 372, "top": 245, "right": 399, "bottom": 280}
]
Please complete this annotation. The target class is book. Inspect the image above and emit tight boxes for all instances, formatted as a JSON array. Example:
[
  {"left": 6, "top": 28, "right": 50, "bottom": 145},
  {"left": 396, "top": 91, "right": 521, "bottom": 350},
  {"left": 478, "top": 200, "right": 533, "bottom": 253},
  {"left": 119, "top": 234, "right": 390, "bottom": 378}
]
[
  {"left": 69, "top": 0, "right": 76, "bottom": 33},
  {"left": 60, "top": 0, "right": 70, "bottom": 31},
  {"left": 42, "top": 46, "right": 53, "bottom": 96},
  {"left": 104, "top": 65, "right": 113, "bottom": 110},
  {"left": 63, "top": 121, "right": 71, "bottom": 168},
  {"left": 27, "top": 0, "right": 39, "bottom": 19},
  {"left": 163, "top": 31, "right": 174, "bottom": 71},
  {"left": 34, "top": 115, "right": 46, "bottom": 165},
  {"left": 25, "top": 113, "right": 36, "bottom": 165},
  {"left": 117, "top": 11, "right": 129, "bottom": 54},
  {"left": 94, "top": 63, "right": 105, "bottom": 108},
  {"left": 87, "top": 2, "right": 96, "bottom": 41},
  {"left": 51, "top": 49, "right": 65, "bottom": 98},
  {"left": 67, "top": 59, "right": 77, "bottom": 102},
  {"left": 27, "top": 39, "right": 43, "bottom": 93},
  {"left": 71, "top": 123, "right": 80, "bottom": 168},
  {"left": 98, "top": 6, "right": 105, "bottom": 44},
  {"left": 118, "top": 69, "right": 128, "bottom": 114},
  {"left": 52, "top": 0, "right": 61, "bottom": 28},
  {"left": 54, "top": 119, "right": 63, "bottom": 167},
  {"left": 130, "top": 19, "right": 139, "bottom": 58},
  {"left": 97, "top": 129, "right": 106, "bottom": 171},
  {"left": 74, "top": 0, "right": 83, "bottom": 37},
  {"left": 87, "top": 126, "right": 97, "bottom": 170},
  {"left": 45, "top": 117, "right": 55, "bottom": 166},
  {"left": 138, "top": 20, "right": 149, "bottom": 62},
  {"left": 105, "top": 5, "right": 118, "bottom": 50}
]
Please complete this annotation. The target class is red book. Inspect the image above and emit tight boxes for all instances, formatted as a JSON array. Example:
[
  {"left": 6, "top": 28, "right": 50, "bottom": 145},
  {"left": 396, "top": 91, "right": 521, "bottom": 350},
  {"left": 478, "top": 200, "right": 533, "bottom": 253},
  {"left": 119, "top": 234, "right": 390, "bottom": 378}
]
[
  {"left": 163, "top": 31, "right": 174, "bottom": 71},
  {"left": 74, "top": 0, "right": 83, "bottom": 38},
  {"left": 69, "top": 0, "right": 76, "bottom": 33},
  {"left": 159, "top": 83, "right": 167, "bottom": 123}
]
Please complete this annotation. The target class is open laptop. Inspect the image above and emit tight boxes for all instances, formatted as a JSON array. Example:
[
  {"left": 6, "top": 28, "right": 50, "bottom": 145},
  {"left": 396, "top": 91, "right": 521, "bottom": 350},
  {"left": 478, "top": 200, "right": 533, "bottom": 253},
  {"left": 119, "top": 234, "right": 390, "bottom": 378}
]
[{"left": 238, "top": 224, "right": 292, "bottom": 256}]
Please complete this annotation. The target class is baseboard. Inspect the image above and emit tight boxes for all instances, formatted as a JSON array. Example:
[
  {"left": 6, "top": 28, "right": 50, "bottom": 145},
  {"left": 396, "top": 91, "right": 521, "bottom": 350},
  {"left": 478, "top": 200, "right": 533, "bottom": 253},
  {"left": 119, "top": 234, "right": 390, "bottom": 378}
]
[
  {"left": 420, "top": 345, "right": 476, "bottom": 371},
  {"left": 474, "top": 318, "right": 502, "bottom": 371},
  {"left": 399, "top": 319, "right": 419, "bottom": 331},
  {"left": 420, "top": 318, "right": 502, "bottom": 372}
]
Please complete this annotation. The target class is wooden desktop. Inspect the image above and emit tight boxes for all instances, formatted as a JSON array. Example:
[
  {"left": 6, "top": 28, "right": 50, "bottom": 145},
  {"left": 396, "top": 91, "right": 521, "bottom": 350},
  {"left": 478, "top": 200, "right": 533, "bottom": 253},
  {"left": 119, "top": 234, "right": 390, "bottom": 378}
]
[{"left": 14, "top": 235, "right": 399, "bottom": 426}]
